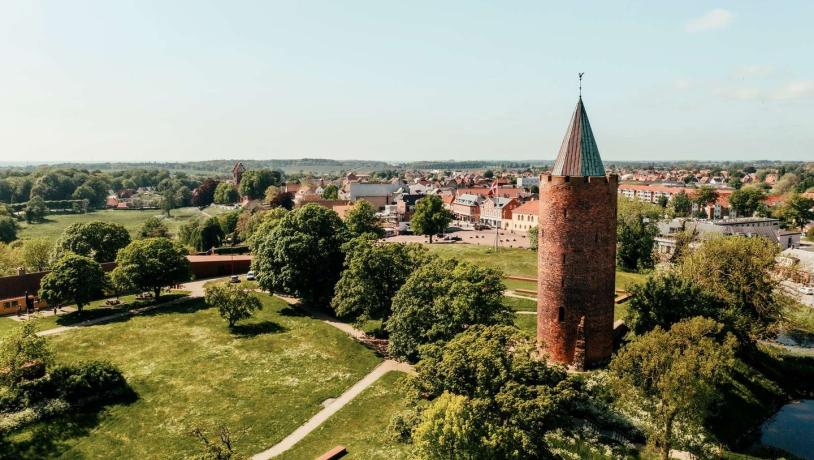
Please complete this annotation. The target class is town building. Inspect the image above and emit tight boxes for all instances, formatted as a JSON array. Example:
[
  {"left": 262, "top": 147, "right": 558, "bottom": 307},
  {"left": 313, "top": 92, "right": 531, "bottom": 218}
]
[
  {"left": 537, "top": 97, "right": 617, "bottom": 370},
  {"left": 508, "top": 199, "right": 539, "bottom": 233},
  {"left": 480, "top": 197, "right": 520, "bottom": 229},
  {"left": 451, "top": 193, "right": 481, "bottom": 222}
]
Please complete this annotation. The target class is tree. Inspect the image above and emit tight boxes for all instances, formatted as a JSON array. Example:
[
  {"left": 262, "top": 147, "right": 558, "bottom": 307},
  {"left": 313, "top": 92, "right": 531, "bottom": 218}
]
[
  {"left": 0, "top": 216, "right": 16, "bottom": 243},
  {"left": 39, "top": 254, "right": 106, "bottom": 313},
  {"left": 616, "top": 198, "right": 661, "bottom": 271},
  {"left": 0, "top": 322, "right": 53, "bottom": 388},
  {"left": 21, "top": 237, "right": 52, "bottom": 272},
  {"left": 161, "top": 187, "right": 177, "bottom": 217},
  {"left": 268, "top": 191, "right": 294, "bottom": 210},
  {"left": 528, "top": 225, "right": 538, "bottom": 251},
  {"left": 322, "top": 184, "right": 339, "bottom": 200},
  {"left": 625, "top": 272, "right": 722, "bottom": 336},
  {"left": 610, "top": 317, "right": 736, "bottom": 460},
  {"left": 139, "top": 217, "right": 171, "bottom": 239},
  {"left": 238, "top": 169, "right": 282, "bottom": 199},
  {"left": 774, "top": 192, "right": 814, "bottom": 230},
  {"left": 25, "top": 196, "right": 47, "bottom": 223},
  {"left": 670, "top": 191, "right": 692, "bottom": 217},
  {"left": 677, "top": 235, "right": 780, "bottom": 341},
  {"left": 191, "top": 178, "right": 220, "bottom": 207},
  {"left": 111, "top": 238, "right": 191, "bottom": 300},
  {"left": 694, "top": 185, "right": 719, "bottom": 213},
  {"left": 483, "top": 169, "right": 494, "bottom": 179},
  {"left": 214, "top": 182, "right": 240, "bottom": 205},
  {"left": 772, "top": 173, "right": 799, "bottom": 195},
  {"left": 387, "top": 257, "right": 510, "bottom": 361},
  {"left": 238, "top": 208, "right": 288, "bottom": 245},
  {"left": 728, "top": 186, "right": 767, "bottom": 217},
  {"left": 657, "top": 194, "right": 669, "bottom": 208},
  {"left": 344, "top": 200, "right": 385, "bottom": 238},
  {"left": 253, "top": 204, "right": 348, "bottom": 305},
  {"left": 200, "top": 217, "right": 225, "bottom": 251},
  {"left": 263, "top": 185, "right": 280, "bottom": 204},
  {"left": 53, "top": 221, "right": 131, "bottom": 263},
  {"left": 410, "top": 195, "right": 453, "bottom": 243},
  {"left": 191, "top": 424, "right": 237, "bottom": 460},
  {"left": 409, "top": 325, "right": 575, "bottom": 459},
  {"left": 205, "top": 283, "right": 263, "bottom": 327},
  {"left": 71, "top": 184, "right": 100, "bottom": 209},
  {"left": 331, "top": 237, "right": 428, "bottom": 322},
  {"left": 218, "top": 210, "right": 241, "bottom": 243}
]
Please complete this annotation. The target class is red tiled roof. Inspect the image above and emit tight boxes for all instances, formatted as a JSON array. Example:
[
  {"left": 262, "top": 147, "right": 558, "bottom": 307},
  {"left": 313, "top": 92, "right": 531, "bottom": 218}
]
[{"left": 512, "top": 199, "right": 539, "bottom": 216}]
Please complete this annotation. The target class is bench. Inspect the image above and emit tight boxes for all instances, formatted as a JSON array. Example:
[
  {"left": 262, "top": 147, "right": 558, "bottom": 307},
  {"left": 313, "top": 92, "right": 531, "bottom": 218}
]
[{"left": 316, "top": 445, "right": 347, "bottom": 460}]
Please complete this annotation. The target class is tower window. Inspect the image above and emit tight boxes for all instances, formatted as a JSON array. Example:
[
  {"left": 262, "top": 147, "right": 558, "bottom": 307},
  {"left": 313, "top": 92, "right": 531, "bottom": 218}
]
[
  {"left": 558, "top": 306, "right": 565, "bottom": 322},
  {"left": 563, "top": 209, "right": 568, "bottom": 218},
  {"left": 562, "top": 254, "right": 566, "bottom": 264}
]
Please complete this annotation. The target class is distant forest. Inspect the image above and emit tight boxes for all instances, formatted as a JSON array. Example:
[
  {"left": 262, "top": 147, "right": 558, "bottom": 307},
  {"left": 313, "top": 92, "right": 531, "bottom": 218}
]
[{"left": 0, "top": 158, "right": 809, "bottom": 176}]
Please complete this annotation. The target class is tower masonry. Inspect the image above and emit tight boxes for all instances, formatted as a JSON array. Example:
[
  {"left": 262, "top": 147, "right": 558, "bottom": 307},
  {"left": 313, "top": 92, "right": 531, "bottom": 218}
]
[{"left": 537, "top": 97, "right": 618, "bottom": 369}]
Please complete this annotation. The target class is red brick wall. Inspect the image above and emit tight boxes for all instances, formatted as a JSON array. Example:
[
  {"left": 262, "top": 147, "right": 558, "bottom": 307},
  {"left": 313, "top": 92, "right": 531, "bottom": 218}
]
[{"left": 537, "top": 174, "right": 618, "bottom": 368}]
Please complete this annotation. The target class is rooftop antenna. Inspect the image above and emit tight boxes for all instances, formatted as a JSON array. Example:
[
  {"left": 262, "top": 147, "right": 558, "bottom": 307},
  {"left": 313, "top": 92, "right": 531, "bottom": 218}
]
[{"left": 578, "top": 72, "right": 584, "bottom": 98}]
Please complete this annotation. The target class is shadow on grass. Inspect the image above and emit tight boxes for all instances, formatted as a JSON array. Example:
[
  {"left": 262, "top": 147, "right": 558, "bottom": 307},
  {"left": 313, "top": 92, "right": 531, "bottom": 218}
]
[
  {"left": 0, "top": 385, "right": 138, "bottom": 459},
  {"left": 88, "top": 298, "right": 211, "bottom": 328},
  {"left": 53, "top": 293, "right": 191, "bottom": 327},
  {"left": 279, "top": 306, "right": 306, "bottom": 317},
  {"left": 229, "top": 320, "right": 287, "bottom": 337}
]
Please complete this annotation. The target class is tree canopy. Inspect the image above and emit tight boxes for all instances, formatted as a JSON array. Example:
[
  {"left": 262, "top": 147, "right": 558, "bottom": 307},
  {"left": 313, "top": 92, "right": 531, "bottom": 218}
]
[
  {"left": 774, "top": 192, "right": 814, "bottom": 230},
  {"left": 39, "top": 254, "right": 106, "bottom": 312},
  {"left": 344, "top": 200, "right": 385, "bottom": 238},
  {"left": 728, "top": 186, "right": 766, "bottom": 217},
  {"left": 610, "top": 317, "right": 736, "bottom": 460},
  {"left": 238, "top": 169, "right": 282, "bottom": 200},
  {"left": 111, "top": 237, "right": 191, "bottom": 300},
  {"left": 205, "top": 282, "right": 263, "bottom": 327},
  {"left": 252, "top": 204, "right": 348, "bottom": 305},
  {"left": 331, "top": 237, "right": 428, "bottom": 323},
  {"left": 0, "top": 216, "right": 16, "bottom": 243},
  {"left": 410, "top": 195, "right": 453, "bottom": 242},
  {"left": 52, "top": 221, "right": 131, "bottom": 263},
  {"left": 616, "top": 198, "right": 661, "bottom": 271},
  {"left": 138, "top": 216, "right": 171, "bottom": 239},
  {"left": 214, "top": 182, "right": 240, "bottom": 205},
  {"left": 387, "top": 257, "right": 510, "bottom": 361}
]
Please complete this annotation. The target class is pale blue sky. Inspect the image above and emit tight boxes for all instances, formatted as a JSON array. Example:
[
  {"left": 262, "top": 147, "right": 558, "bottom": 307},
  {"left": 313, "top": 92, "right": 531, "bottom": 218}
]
[{"left": 0, "top": 1, "right": 812, "bottom": 163}]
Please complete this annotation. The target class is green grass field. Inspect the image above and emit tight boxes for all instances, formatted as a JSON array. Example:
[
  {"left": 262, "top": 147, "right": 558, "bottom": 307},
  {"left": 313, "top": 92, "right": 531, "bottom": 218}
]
[
  {"left": 279, "top": 372, "right": 411, "bottom": 460},
  {"left": 15, "top": 206, "right": 227, "bottom": 241},
  {"left": 2, "top": 293, "right": 381, "bottom": 459}
]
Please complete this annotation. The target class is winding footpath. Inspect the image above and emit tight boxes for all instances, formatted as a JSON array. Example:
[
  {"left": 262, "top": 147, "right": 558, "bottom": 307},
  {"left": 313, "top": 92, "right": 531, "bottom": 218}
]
[{"left": 252, "top": 295, "right": 414, "bottom": 459}]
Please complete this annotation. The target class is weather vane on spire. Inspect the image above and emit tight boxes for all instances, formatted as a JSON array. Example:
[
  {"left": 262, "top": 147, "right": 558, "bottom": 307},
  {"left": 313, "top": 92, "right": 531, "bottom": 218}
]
[{"left": 579, "top": 72, "right": 584, "bottom": 98}]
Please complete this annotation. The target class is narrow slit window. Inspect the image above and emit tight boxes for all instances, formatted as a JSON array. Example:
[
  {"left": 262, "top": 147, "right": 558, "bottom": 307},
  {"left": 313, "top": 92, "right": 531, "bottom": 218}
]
[{"left": 558, "top": 306, "right": 565, "bottom": 322}]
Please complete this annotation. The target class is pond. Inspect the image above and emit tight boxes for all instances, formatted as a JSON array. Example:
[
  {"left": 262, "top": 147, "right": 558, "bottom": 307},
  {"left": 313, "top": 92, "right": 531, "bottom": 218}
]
[
  {"left": 774, "top": 329, "right": 814, "bottom": 348},
  {"left": 759, "top": 399, "right": 814, "bottom": 459}
]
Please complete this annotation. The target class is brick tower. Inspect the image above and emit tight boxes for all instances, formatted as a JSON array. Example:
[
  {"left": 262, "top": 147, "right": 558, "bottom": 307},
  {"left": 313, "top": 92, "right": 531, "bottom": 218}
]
[{"left": 537, "top": 97, "right": 618, "bottom": 369}]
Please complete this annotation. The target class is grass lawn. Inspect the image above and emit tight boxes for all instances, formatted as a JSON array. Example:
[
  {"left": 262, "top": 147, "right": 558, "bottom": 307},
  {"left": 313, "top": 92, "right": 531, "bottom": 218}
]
[
  {"left": 2, "top": 293, "right": 382, "bottom": 459},
  {"left": 16, "top": 206, "right": 220, "bottom": 241},
  {"left": 426, "top": 244, "right": 646, "bottom": 293},
  {"left": 0, "top": 292, "right": 189, "bottom": 339},
  {"left": 278, "top": 372, "right": 412, "bottom": 460},
  {"left": 503, "top": 296, "right": 536, "bottom": 312}
]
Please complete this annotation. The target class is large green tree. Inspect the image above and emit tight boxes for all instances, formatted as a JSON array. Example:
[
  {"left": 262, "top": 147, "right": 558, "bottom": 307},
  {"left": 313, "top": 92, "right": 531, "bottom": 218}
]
[
  {"left": 0, "top": 322, "right": 53, "bottom": 388},
  {"left": 39, "top": 254, "right": 106, "bottom": 312},
  {"left": 616, "top": 198, "right": 661, "bottom": 271},
  {"left": 344, "top": 200, "right": 385, "bottom": 238},
  {"left": 0, "top": 216, "right": 16, "bottom": 243},
  {"left": 214, "top": 182, "right": 240, "bottom": 205},
  {"left": 253, "top": 204, "right": 348, "bottom": 305},
  {"left": 238, "top": 169, "right": 282, "bottom": 199},
  {"left": 625, "top": 272, "right": 722, "bottom": 336},
  {"left": 331, "top": 237, "right": 428, "bottom": 322},
  {"left": 21, "top": 237, "right": 52, "bottom": 272},
  {"left": 669, "top": 191, "right": 692, "bottom": 217},
  {"left": 24, "top": 196, "right": 47, "bottom": 223},
  {"left": 610, "top": 317, "right": 736, "bottom": 460},
  {"left": 138, "top": 217, "right": 171, "bottom": 239},
  {"left": 410, "top": 195, "right": 453, "bottom": 242},
  {"left": 387, "top": 257, "right": 510, "bottom": 361},
  {"left": 53, "top": 221, "right": 131, "bottom": 263},
  {"left": 321, "top": 184, "right": 339, "bottom": 200},
  {"left": 409, "top": 325, "right": 576, "bottom": 459},
  {"left": 111, "top": 238, "right": 191, "bottom": 300},
  {"left": 774, "top": 192, "right": 814, "bottom": 230},
  {"left": 205, "top": 283, "right": 263, "bottom": 327},
  {"left": 728, "top": 186, "right": 766, "bottom": 217},
  {"left": 677, "top": 235, "right": 780, "bottom": 341}
]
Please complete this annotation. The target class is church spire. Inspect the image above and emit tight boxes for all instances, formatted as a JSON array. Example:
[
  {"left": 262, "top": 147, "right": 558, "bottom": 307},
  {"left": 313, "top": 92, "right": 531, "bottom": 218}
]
[{"left": 550, "top": 97, "right": 605, "bottom": 177}]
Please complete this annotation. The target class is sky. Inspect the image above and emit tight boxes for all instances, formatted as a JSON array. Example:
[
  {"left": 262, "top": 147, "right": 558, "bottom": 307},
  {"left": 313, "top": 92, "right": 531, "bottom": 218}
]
[{"left": 0, "top": 1, "right": 812, "bottom": 164}]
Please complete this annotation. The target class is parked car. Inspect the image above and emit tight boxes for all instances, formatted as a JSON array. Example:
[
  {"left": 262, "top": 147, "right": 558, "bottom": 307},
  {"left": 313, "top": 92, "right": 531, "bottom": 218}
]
[
  {"left": 230, "top": 275, "right": 240, "bottom": 283},
  {"left": 246, "top": 271, "right": 256, "bottom": 281},
  {"left": 800, "top": 286, "right": 814, "bottom": 295}
]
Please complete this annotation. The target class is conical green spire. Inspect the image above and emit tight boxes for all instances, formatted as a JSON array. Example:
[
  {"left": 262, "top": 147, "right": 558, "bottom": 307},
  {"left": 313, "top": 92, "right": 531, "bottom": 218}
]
[{"left": 551, "top": 98, "right": 605, "bottom": 177}]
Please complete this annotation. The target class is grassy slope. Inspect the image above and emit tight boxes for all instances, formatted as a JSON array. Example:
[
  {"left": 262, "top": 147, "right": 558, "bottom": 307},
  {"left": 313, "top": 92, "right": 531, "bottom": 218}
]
[
  {"left": 3, "top": 294, "right": 381, "bottom": 459},
  {"left": 279, "top": 372, "right": 411, "bottom": 460},
  {"left": 15, "top": 206, "right": 224, "bottom": 241}
]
